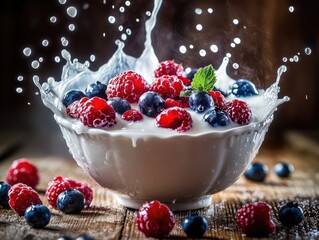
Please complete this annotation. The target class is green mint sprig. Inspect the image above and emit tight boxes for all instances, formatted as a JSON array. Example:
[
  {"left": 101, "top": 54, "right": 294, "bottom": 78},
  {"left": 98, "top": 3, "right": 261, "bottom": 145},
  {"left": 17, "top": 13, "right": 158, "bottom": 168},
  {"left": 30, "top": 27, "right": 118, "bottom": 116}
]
[{"left": 191, "top": 65, "right": 216, "bottom": 92}]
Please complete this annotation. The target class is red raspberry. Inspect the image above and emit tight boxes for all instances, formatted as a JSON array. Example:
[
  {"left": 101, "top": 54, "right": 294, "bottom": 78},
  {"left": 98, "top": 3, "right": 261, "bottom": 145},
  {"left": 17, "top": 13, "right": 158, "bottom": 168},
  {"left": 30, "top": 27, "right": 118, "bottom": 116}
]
[
  {"left": 208, "top": 91, "right": 227, "bottom": 110},
  {"left": 8, "top": 183, "right": 42, "bottom": 216},
  {"left": 149, "top": 75, "right": 184, "bottom": 99},
  {"left": 121, "top": 109, "right": 143, "bottom": 122},
  {"left": 79, "top": 97, "right": 116, "bottom": 128},
  {"left": 6, "top": 158, "right": 39, "bottom": 189},
  {"left": 225, "top": 99, "right": 252, "bottom": 125},
  {"left": 156, "top": 107, "right": 192, "bottom": 132},
  {"left": 164, "top": 98, "right": 183, "bottom": 109},
  {"left": 136, "top": 200, "right": 175, "bottom": 238},
  {"left": 66, "top": 97, "right": 89, "bottom": 119},
  {"left": 106, "top": 70, "right": 148, "bottom": 103},
  {"left": 236, "top": 202, "right": 276, "bottom": 237},
  {"left": 46, "top": 176, "right": 93, "bottom": 209}
]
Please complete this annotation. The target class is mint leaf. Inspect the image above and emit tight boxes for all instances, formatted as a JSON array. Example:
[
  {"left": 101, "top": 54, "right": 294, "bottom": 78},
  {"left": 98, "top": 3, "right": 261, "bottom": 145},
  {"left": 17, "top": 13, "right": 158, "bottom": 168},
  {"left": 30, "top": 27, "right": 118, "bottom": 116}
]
[
  {"left": 180, "top": 89, "right": 193, "bottom": 97},
  {"left": 191, "top": 65, "right": 216, "bottom": 92}
]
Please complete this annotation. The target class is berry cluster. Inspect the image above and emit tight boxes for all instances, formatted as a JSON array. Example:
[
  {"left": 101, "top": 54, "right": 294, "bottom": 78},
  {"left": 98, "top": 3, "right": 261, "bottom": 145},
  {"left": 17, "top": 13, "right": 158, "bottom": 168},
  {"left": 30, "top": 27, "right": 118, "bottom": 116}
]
[{"left": 63, "top": 60, "right": 257, "bottom": 132}]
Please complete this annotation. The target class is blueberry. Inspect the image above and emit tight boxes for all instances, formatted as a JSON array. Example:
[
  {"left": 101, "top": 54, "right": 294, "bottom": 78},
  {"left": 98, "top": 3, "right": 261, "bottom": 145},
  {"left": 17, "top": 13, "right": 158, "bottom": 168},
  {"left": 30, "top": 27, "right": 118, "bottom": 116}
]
[
  {"left": 279, "top": 202, "right": 304, "bottom": 227},
  {"left": 63, "top": 90, "right": 86, "bottom": 107},
  {"left": 203, "top": 109, "right": 230, "bottom": 127},
  {"left": 107, "top": 97, "right": 131, "bottom": 114},
  {"left": 138, "top": 91, "right": 165, "bottom": 117},
  {"left": 274, "top": 162, "right": 294, "bottom": 178},
  {"left": 244, "top": 162, "right": 269, "bottom": 182},
  {"left": 24, "top": 204, "right": 51, "bottom": 228},
  {"left": 230, "top": 79, "right": 259, "bottom": 97},
  {"left": 185, "top": 67, "right": 198, "bottom": 81},
  {"left": 182, "top": 214, "right": 208, "bottom": 238},
  {"left": 57, "top": 189, "right": 85, "bottom": 214},
  {"left": 85, "top": 81, "right": 107, "bottom": 99},
  {"left": 189, "top": 91, "right": 214, "bottom": 113},
  {"left": 0, "top": 181, "right": 11, "bottom": 208},
  {"left": 76, "top": 235, "right": 95, "bottom": 240}
]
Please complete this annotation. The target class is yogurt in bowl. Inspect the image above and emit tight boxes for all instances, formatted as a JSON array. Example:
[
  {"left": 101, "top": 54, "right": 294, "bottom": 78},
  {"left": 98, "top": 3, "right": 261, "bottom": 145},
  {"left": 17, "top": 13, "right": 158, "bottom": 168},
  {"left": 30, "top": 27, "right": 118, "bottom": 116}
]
[{"left": 33, "top": 0, "right": 289, "bottom": 210}]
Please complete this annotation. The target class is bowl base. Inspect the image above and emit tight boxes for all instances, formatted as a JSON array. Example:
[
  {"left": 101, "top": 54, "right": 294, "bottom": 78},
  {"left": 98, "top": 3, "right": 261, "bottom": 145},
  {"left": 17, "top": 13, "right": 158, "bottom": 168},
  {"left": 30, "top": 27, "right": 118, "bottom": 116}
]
[{"left": 115, "top": 195, "right": 212, "bottom": 211}]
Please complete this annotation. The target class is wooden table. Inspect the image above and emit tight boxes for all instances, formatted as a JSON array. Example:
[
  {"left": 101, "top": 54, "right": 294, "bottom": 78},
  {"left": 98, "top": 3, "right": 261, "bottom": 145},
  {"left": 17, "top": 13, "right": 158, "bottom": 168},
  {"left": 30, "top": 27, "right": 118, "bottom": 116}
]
[{"left": 0, "top": 145, "right": 318, "bottom": 240}]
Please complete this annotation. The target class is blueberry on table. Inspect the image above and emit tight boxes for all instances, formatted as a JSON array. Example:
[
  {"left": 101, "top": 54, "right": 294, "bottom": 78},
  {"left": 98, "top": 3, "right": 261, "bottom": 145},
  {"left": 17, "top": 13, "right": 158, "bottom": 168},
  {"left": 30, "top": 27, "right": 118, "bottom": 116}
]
[
  {"left": 107, "top": 97, "right": 131, "bottom": 114},
  {"left": 57, "top": 189, "right": 85, "bottom": 214},
  {"left": 279, "top": 202, "right": 304, "bottom": 227},
  {"left": 63, "top": 90, "right": 86, "bottom": 107},
  {"left": 189, "top": 90, "right": 214, "bottom": 113},
  {"left": 24, "top": 204, "right": 51, "bottom": 228},
  {"left": 138, "top": 91, "right": 165, "bottom": 117},
  {"left": 244, "top": 162, "right": 269, "bottom": 182},
  {"left": 182, "top": 214, "right": 208, "bottom": 238},
  {"left": 0, "top": 181, "right": 11, "bottom": 208},
  {"left": 203, "top": 109, "right": 230, "bottom": 127},
  {"left": 274, "top": 162, "right": 294, "bottom": 177},
  {"left": 230, "top": 79, "right": 259, "bottom": 97},
  {"left": 85, "top": 81, "right": 107, "bottom": 99}
]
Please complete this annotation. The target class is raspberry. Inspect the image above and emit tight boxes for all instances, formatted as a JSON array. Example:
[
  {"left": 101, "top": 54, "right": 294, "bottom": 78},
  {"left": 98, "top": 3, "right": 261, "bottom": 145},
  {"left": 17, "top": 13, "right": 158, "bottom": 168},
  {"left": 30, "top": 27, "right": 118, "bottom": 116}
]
[
  {"left": 66, "top": 97, "right": 89, "bottom": 119},
  {"left": 236, "top": 202, "right": 276, "bottom": 237},
  {"left": 6, "top": 158, "right": 39, "bottom": 189},
  {"left": 208, "top": 91, "right": 227, "bottom": 110},
  {"left": 164, "top": 98, "right": 183, "bottom": 109},
  {"left": 225, "top": 99, "right": 252, "bottom": 125},
  {"left": 121, "top": 109, "right": 143, "bottom": 122},
  {"left": 8, "top": 183, "right": 42, "bottom": 216},
  {"left": 156, "top": 107, "right": 192, "bottom": 132},
  {"left": 136, "top": 200, "right": 175, "bottom": 238},
  {"left": 46, "top": 176, "right": 93, "bottom": 209},
  {"left": 106, "top": 70, "right": 148, "bottom": 103},
  {"left": 149, "top": 75, "right": 184, "bottom": 99},
  {"left": 79, "top": 97, "right": 116, "bottom": 128}
]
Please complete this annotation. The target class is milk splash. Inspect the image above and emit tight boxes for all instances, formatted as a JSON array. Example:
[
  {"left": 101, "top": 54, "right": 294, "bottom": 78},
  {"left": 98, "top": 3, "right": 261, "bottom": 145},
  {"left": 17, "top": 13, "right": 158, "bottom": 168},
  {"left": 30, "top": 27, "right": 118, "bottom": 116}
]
[{"left": 34, "top": 0, "right": 289, "bottom": 130}]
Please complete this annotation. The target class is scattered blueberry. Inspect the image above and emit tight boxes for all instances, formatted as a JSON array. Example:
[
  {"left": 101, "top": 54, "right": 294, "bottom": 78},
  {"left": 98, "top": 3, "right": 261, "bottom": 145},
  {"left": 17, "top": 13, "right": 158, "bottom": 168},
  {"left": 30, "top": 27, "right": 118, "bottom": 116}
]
[
  {"left": 230, "top": 79, "right": 259, "bottom": 97},
  {"left": 107, "top": 97, "right": 131, "bottom": 114},
  {"left": 189, "top": 90, "right": 214, "bottom": 113},
  {"left": 76, "top": 235, "right": 95, "bottom": 240},
  {"left": 138, "top": 91, "right": 165, "bottom": 117},
  {"left": 85, "top": 81, "right": 107, "bottom": 99},
  {"left": 63, "top": 90, "right": 86, "bottom": 107},
  {"left": 244, "top": 162, "right": 269, "bottom": 182},
  {"left": 185, "top": 67, "right": 198, "bottom": 81},
  {"left": 0, "top": 181, "right": 11, "bottom": 208},
  {"left": 57, "top": 189, "right": 85, "bottom": 214},
  {"left": 182, "top": 214, "right": 208, "bottom": 238},
  {"left": 203, "top": 109, "right": 230, "bottom": 127},
  {"left": 274, "top": 162, "right": 294, "bottom": 178},
  {"left": 279, "top": 202, "right": 304, "bottom": 227},
  {"left": 24, "top": 204, "right": 51, "bottom": 228}
]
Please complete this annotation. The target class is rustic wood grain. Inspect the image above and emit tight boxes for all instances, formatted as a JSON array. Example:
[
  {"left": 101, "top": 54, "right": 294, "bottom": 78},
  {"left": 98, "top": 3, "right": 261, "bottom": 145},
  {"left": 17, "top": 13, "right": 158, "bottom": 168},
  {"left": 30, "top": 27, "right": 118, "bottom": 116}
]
[{"left": 0, "top": 147, "right": 318, "bottom": 240}]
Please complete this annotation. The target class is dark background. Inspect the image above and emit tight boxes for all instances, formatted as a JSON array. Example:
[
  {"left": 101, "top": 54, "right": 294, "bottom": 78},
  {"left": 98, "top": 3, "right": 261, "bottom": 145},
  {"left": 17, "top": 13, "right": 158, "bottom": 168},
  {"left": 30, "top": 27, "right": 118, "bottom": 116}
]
[{"left": 0, "top": 0, "right": 318, "bottom": 156}]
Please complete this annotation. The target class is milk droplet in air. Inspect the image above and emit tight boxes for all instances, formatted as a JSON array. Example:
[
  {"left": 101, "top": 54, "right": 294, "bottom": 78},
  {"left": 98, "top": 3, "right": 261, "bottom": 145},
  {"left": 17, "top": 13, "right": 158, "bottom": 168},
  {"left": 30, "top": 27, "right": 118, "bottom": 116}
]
[
  {"left": 59, "top": 0, "right": 67, "bottom": 4},
  {"left": 179, "top": 45, "right": 187, "bottom": 54},
  {"left": 199, "top": 49, "right": 206, "bottom": 57},
  {"left": 136, "top": 18, "right": 140, "bottom": 22},
  {"left": 83, "top": 3, "right": 89, "bottom": 10},
  {"left": 67, "top": 6, "right": 77, "bottom": 18},
  {"left": 68, "top": 24, "right": 75, "bottom": 31},
  {"left": 17, "top": 76, "right": 24, "bottom": 81},
  {"left": 282, "top": 57, "right": 287, "bottom": 62},
  {"left": 61, "top": 37, "right": 69, "bottom": 46},
  {"left": 234, "top": 37, "right": 241, "bottom": 44},
  {"left": 108, "top": 16, "right": 116, "bottom": 24},
  {"left": 289, "top": 6, "right": 294, "bottom": 13},
  {"left": 118, "top": 25, "right": 123, "bottom": 31},
  {"left": 50, "top": 16, "right": 57, "bottom": 23},
  {"left": 207, "top": 8, "right": 213, "bottom": 14},
  {"left": 23, "top": 47, "right": 32, "bottom": 57},
  {"left": 31, "top": 60, "right": 40, "bottom": 69},
  {"left": 126, "top": 28, "right": 131, "bottom": 35},
  {"left": 196, "top": 24, "right": 203, "bottom": 31},
  {"left": 39, "top": 57, "right": 43, "bottom": 62},
  {"left": 90, "top": 55, "right": 96, "bottom": 62},
  {"left": 119, "top": 6, "right": 125, "bottom": 13},
  {"left": 189, "top": 44, "right": 194, "bottom": 49},
  {"left": 55, "top": 56, "right": 61, "bottom": 63},
  {"left": 210, "top": 44, "right": 218, "bottom": 53},
  {"left": 230, "top": 43, "right": 236, "bottom": 48},
  {"left": 125, "top": 1, "right": 131, "bottom": 6},
  {"left": 195, "top": 8, "right": 202, "bottom": 15},
  {"left": 146, "top": 11, "right": 151, "bottom": 16},
  {"left": 226, "top": 53, "right": 232, "bottom": 58},
  {"left": 233, "top": 63, "right": 239, "bottom": 69},
  {"left": 293, "top": 55, "right": 299, "bottom": 62},
  {"left": 16, "top": 87, "right": 23, "bottom": 93},
  {"left": 121, "top": 33, "right": 127, "bottom": 41},
  {"left": 305, "top": 47, "right": 312, "bottom": 55},
  {"left": 42, "top": 39, "right": 49, "bottom": 47},
  {"left": 233, "top": 19, "right": 239, "bottom": 25}
]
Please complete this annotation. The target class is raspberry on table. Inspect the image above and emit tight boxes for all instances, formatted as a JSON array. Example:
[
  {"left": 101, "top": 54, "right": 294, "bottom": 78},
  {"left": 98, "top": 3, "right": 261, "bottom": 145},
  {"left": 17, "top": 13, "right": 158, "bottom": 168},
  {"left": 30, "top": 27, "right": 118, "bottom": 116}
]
[
  {"left": 79, "top": 97, "right": 116, "bottom": 128},
  {"left": 149, "top": 75, "right": 184, "bottom": 99},
  {"left": 121, "top": 109, "right": 143, "bottom": 122},
  {"left": 236, "top": 202, "right": 276, "bottom": 237},
  {"left": 106, "top": 70, "right": 148, "bottom": 103},
  {"left": 136, "top": 200, "right": 175, "bottom": 238},
  {"left": 6, "top": 158, "right": 39, "bottom": 189},
  {"left": 66, "top": 178, "right": 93, "bottom": 208},
  {"left": 156, "top": 107, "right": 192, "bottom": 132},
  {"left": 208, "top": 91, "right": 227, "bottom": 110},
  {"left": 8, "top": 183, "right": 43, "bottom": 216},
  {"left": 225, "top": 99, "right": 252, "bottom": 125}
]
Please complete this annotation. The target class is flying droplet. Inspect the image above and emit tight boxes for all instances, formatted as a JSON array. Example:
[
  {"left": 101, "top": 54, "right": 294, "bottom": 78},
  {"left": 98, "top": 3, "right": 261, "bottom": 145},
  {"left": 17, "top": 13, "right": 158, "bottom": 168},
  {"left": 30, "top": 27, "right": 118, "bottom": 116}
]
[
  {"left": 42, "top": 39, "right": 49, "bottom": 47},
  {"left": 179, "top": 45, "right": 187, "bottom": 54},
  {"left": 55, "top": 56, "right": 61, "bottom": 63},
  {"left": 66, "top": 6, "right": 77, "bottom": 18},
  {"left": 17, "top": 76, "right": 24, "bottom": 81},
  {"left": 210, "top": 44, "right": 218, "bottom": 53},
  {"left": 61, "top": 37, "right": 69, "bottom": 46},
  {"left": 233, "top": 19, "right": 239, "bottom": 25},
  {"left": 118, "top": 25, "right": 123, "bottom": 31},
  {"left": 31, "top": 60, "right": 40, "bottom": 69},
  {"left": 125, "top": 1, "right": 131, "bottom": 6},
  {"left": 146, "top": 11, "right": 151, "bottom": 16},
  {"left": 289, "top": 58, "right": 293, "bottom": 62},
  {"left": 58, "top": 0, "right": 67, "bottom": 4},
  {"left": 119, "top": 6, "right": 125, "bottom": 13},
  {"left": 199, "top": 49, "right": 206, "bottom": 57},
  {"left": 289, "top": 6, "right": 294, "bottom": 13},
  {"left": 126, "top": 28, "right": 131, "bottom": 35},
  {"left": 102, "top": 32, "right": 106, "bottom": 37},
  {"left": 90, "top": 55, "right": 96, "bottom": 62},
  {"left": 293, "top": 55, "right": 299, "bottom": 62},
  {"left": 50, "top": 16, "right": 57, "bottom": 23},
  {"left": 230, "top": 43, "right": 236, "bottom": 48},
  {"left": 38, "top": 57, "right": 43, "bottom": 62},
  {"left": 282, "top": 57, "right": 287, "bottom": 62},
  {"left": 23, "top": 47, "right": 32, "bottom": 57},
  {"left": 234, "top": 37, "right": 241, "bottom": 44},
  {"left": 68, "top": 24, "right": 75, "bottom": 31},
  {"left": 16, "top": 87, "right": 23, "bottom": 93},
  {"left": 108, "top": 16, "right": 116, "bottom": 24},
  {"left": 121, "top": 33, "right": 127, "bottom": 41},
  {"left": 226, "top": 53, "right": 231, "bottom": 58},
  {"left": 196, "top": 24, "right": 203, "bottom": 31},
  {"left": 136, "top": 18, "right": 140, "bottom": 22},
  {"left": 83, "top": 3, "right": 89, "bottom": 10},
  {"left": 233, "top": 63, "right": 239, "bottom": 69},
  {"left": 195, "top": 8, "right": 202, "bottom": 15},
  {"left": 207, "top": 8, "right": 213, "bottom": 14},
  {"left": 189, "top": 44, "right": 194, "bottom": 49},
  {"left": 304, "top": 47, "right": 312, "bottom": 55}
]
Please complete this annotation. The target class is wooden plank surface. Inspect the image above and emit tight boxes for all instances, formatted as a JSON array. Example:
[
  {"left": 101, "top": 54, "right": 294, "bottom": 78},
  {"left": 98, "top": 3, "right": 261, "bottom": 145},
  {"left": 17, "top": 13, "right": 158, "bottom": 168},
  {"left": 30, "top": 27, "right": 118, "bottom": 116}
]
[{"left": 0, "top": 147, "right": 318, "bottom": 240}]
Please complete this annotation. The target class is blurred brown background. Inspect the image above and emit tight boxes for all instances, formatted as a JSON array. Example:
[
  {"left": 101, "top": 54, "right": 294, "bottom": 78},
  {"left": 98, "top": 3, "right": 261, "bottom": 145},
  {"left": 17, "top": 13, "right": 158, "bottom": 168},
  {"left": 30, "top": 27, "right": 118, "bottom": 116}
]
[{"left": 0, "top": 0, "right": 318, "bottom": 156}]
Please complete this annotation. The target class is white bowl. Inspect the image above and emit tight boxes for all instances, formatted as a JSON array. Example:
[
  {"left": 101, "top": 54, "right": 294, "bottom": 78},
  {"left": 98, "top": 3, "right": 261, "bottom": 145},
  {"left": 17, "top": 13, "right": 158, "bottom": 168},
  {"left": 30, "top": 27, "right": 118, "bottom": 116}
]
[{"left": 54, "top": 113, "right": 274, "bottom": 211}]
